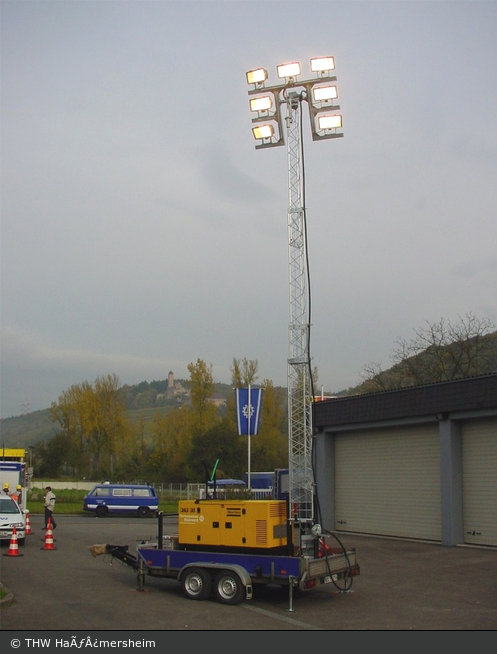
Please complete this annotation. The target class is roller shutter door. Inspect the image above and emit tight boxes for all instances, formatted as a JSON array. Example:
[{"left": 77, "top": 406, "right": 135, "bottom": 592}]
[
  {"left": 335, "top": 424, "right": 441, "bottom": 541},
  {"left": 462, "top": 418, "right": 497, "bottom": 547}
]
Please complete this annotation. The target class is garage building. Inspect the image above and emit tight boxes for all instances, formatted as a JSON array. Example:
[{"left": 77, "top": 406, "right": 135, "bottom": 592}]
[{"left": 313, "top": 373, "right": 497, "bottom": 547}]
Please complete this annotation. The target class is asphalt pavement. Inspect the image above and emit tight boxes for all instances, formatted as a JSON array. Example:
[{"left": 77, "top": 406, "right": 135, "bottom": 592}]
[{"left": 1, "top": 513, "right": 496, "bottom": 631}]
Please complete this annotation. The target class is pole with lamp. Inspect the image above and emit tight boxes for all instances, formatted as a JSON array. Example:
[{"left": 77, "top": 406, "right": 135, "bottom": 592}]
[{"left": 246, "top": 56, "right": 343, "bottom": 549}]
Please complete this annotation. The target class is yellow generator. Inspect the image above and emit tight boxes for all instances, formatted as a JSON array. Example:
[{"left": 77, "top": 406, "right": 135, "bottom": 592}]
[{"left": 178, "top": 499, "right": 289, "bottom": 550}]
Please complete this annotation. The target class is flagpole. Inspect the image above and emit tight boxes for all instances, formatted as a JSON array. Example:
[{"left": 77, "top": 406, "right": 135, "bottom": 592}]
[{"left": 247, "top": 384, "right": 251, "bottom": 491}]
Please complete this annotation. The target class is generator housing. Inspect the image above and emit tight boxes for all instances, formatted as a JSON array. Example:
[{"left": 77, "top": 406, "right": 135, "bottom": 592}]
[{"left": 178, "top": 499, "right": 289, "bottom": 551}]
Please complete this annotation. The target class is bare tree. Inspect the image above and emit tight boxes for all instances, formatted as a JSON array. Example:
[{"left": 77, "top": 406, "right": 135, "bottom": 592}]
[{"left": 358, "top": 362, "right": 394, "bottom": 392}]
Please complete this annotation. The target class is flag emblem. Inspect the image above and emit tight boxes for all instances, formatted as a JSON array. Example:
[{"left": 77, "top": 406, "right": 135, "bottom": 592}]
[{"left": 235, "top": 387, "right": 264, "bottom": 436}]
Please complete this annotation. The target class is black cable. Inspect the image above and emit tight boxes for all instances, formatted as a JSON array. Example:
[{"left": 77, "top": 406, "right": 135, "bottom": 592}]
[
  {"left": 298, "top": 96, "right": 315, "bottom": 404},
  {"left": 293, "top": 96, "right": 353, "bottom": 591},
  {"left": 300, "top": 97, "right": 354, "bottom": 592}
]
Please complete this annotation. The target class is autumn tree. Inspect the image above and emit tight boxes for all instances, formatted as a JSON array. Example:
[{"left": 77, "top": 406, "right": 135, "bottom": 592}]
[
  {"left": 149, "top": 405, "right": 196, "bottom": 482},
  {"left": 229, "top": 360, "right": 288, "bottom": 475},
  {"left": 148, "top": 411, "right": 169, "bottom": 480},
  {"left": 187, "top": 357, "right": 289, "bottom": 482},
  {"left": 131, "top": 414, "right": 149, "bottom": 477},
  {"left": 93, "top": 374, "right": 132, "bottom": 475},
  {"left": 33, "top": 432, "right": 73, "bottom": 478},
  {"left": 187, "top": 359, "right": 218, "bottom": 437},
  {"left": 190, "top": 416, "right": 247, "bottom": 481},
  {"left": 230, "top": 357, "right": 259, "bottom": 387},
  {"left": 49, "top": 381, "right": 95, "bottom": 476},
  {"left": 249, "top": 379, "right": 288, "bottom": 471},
  {"left": 49, "top": 374, "right": 134, "bottom": 478},
  {"left": 185, "top": 359, "right": 255, "bottom": 481},
  {"left": 149, "top": 359, "right": 221, "bottom": 482}
]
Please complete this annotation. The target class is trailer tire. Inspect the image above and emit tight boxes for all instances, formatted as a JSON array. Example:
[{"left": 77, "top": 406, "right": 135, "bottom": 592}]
[
  {"left": 213, "top": 570, "right": 245, "bottom": 605},
  {"left": 180, "top": 567, "right": 212, "bottom": 601},
  {"left": 95, "top": 506, "right": 108, "bottom": 518},
  {"left": 137, "top": 507, "right": 150, "bottom": 518}
]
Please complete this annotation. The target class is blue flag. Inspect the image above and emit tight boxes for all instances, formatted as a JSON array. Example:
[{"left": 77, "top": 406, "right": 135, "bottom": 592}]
[{"left": 235, "top": 387, "right": 264, "bottom": 436}]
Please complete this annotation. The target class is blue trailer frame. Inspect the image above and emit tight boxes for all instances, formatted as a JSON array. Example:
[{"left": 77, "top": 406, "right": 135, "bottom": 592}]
[{"left": 138, "top": 546, "right": 301, "bottom": 581}]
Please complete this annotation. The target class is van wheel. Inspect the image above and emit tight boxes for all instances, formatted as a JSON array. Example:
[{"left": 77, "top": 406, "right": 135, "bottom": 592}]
[
  {"left": 96, "top": 506, "right": 108, "bottom": 518},
  {"left": 180, "top": 567, "right": 212, "bottom": 601},
  {"left": 213, "top": 570, "right": 245, "bottom": 605},
  {"left": 137, "top": 507, "right": 150, "bottom": 518}
]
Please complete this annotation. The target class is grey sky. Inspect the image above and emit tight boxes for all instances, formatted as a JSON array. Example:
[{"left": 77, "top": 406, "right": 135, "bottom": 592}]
[{"left": 1, "top": 0, "right": 496, "bottom": 419}]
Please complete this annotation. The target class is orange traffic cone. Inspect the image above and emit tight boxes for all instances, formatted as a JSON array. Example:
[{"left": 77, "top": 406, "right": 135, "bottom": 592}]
[
  {"left": 3, "top": 527, "right": 23, "bottom": 557},
  {"left": 25, "top": 510, "right": 33, "bottom": 535},
  {"left": 41, "top": 519, "right": 56, "bottom": 550}
]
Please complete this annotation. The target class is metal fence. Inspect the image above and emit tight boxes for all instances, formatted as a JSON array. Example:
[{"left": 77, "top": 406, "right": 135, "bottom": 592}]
[
  {"left": 158, "top": 483, "right": 201, "bottom": 500},
  {"left": 33, "top": 480, "right": 199, "bottom": 499},
  {"left": 157, "top": 484, "right": 272, "bottom": 500}
]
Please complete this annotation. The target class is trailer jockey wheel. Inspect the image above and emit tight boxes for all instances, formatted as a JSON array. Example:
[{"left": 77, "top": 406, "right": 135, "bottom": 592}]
[
  {"left": 213, "top": 570, "right": 245, "bottom": 605},
  {"left": 180, "top": 567, "right": 212, "bottom": 601}
]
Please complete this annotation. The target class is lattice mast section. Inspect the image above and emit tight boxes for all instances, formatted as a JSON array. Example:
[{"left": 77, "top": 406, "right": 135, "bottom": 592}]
[{"left": 285, "top": 92, "right": 314, "bottom": 526}]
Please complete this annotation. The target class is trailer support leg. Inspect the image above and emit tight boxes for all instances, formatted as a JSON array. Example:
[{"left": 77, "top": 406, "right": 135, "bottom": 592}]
[
  {"left": 285, "top": 576, "right": 295, "bottom": 612},
  {"left": 136, "top": 556, "right": 147, "bottom": 592},
  {"left": 157, "top": 510, "right": 163, "bottom": 549}
]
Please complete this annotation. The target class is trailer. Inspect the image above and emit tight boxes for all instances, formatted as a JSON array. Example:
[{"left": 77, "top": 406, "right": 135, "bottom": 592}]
[{"left": 90, "top": 501, "right": 359, "bottom": 608}]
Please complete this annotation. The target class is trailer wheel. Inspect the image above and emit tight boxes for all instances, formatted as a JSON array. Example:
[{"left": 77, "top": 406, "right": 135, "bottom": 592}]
[
  {"left": 95, "top": 506, "right": 108, "bottom": 518},
  {"left": 180, "top": 567, "right": 212, "bottom": 601},
  {"left": 137, "top": 507, "right": 150, "bottom": 518},
  {"left": 213, "top": 570, "right": 245, "bottom": 605}
]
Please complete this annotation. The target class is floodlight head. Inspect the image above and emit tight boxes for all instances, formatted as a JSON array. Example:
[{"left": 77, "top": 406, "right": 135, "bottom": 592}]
[
  {"left": 277, "top": 61, "right": 301, "bottom": 79},
  {"left": 312, "top": 85, "right": 338, "bottom": 102},
  {"left": 252, "top": 124, "right": 274, "bottom": 140},
  {"left": 318, "top": 114, "right": 342, "bottom": 130},
  {"left": 249, "top": 96, "right": 273, "bottom": 112},
  {"left": 246, "top": 68, "right": 268, "bottom": 85},
  {"left": 311, "top": 56, "right": 335, "bottom": 73}
]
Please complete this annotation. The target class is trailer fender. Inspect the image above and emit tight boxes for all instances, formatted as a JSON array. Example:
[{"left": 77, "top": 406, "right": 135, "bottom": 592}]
[{"left": 178, "top": 562, "right": 253, "bottom": 600}]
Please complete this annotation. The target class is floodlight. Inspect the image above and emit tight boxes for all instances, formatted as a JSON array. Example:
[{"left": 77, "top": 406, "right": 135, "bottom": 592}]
[
  {"left": 312, "top": 85, "right": 338, "bottom": 102},
  {"left": 277, "top": 62, "right": 301, "bottom": 79},
  {"left": 252, "top": 124, "right": 274, "bottom": 140},
  {"left": 246, "top": 68, "right": 268, "bottom": 85},
  {"left": 318, "top": 114, "right": 342, "bottom": 130},
  {"left": 250, "top": 96, "right": 273, "bottom": 112},
  {"left": 310, "top": 56, "right": 335, "bottom": 72}
]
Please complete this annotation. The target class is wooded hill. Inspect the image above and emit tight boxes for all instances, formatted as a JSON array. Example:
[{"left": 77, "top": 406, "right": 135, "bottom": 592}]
[
  {"left": 2, "top": 328, "right": 496, "bottom": 450},
  {"left": 349, "top": 329, "right": 497, "bottom": 395},
  {"left": 0, "top": 380, "right": 233, "bottom": 450}
]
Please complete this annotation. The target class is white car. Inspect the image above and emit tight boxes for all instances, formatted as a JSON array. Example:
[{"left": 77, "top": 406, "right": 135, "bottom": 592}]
[{"left": 0, "top": 495, "right": 26, "bottom": 545}]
